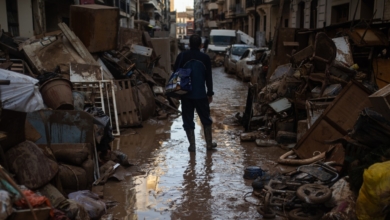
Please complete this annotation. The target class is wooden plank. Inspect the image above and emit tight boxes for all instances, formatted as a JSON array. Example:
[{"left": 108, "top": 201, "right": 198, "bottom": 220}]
[
  {"left": 267, "top": 28, "right": 296, "bottom": 81},
  {"left": 283, "top": 42, "right": 299, "bottom": 47},
  {"left": 58, "top": 22, "right": 97, "bottom": 65},
  {"left": 113, "top": 79, "right": 142, "bottom": 127},
  {"left": 293, "top": 81, "right": 372, "bottom": 159},
  {"left": 155, "top": 97, "right": 182, "bottom": 114}
]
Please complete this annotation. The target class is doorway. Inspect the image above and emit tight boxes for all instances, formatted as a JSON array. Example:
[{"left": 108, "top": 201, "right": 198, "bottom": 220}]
[
  {"left": 297, "top": 1, "right": 305, "bottom": 28},
  {"left": 6, "top": 0, "right": 19, "bottom": 36}
]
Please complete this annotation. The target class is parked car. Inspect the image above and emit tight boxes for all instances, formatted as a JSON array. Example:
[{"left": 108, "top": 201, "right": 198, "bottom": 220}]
[
  {"left": 236, "top": 47, "right": 268, "bottom": 81},
  {"left": 224, "top": 44, "right": 253, "bottom": 74},
  {"left": 251, "top": 51, "right": 271, "bottom": 90}
]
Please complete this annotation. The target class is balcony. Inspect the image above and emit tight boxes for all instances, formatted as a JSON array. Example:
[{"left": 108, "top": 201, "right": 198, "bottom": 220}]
[
  {"left": 216, "top": 0, "right": 224, "bottom": 5},
  {"left": 208, "top": 2, "right": 218, "bottom": 10},
  {"left": 115, "top": 0, "right": 137, "bottom": 16},
  {"left": 143, "top": 0, "right": 160, "bottom": 10},
  {"left": 196, "top": 18, "right": 203, "bottom": 23},
  {"left": 140, "top": 12, "right": 150, "bottom": 22},
  {"left": 208, "top": 20, "right": 219, "bottom": 28},
  {"left": 203, "top": 8, "right": 210, "bottom": 15},
  {"left": 245, "top": 0, "right": 262, "bottom": 9}
]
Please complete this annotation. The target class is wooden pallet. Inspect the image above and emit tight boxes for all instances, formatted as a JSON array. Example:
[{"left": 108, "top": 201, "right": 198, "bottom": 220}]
[{"left": 114, "top": 79, "right": 142, "bottom": 127}]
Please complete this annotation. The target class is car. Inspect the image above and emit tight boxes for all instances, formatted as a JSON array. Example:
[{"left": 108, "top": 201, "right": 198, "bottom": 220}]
[
  {"left": 251, "top": 51, "right": 271, "bottom": 91},
  {"left": 236, "top": 47, "right": 268, "bottom": 81},
  {"left": 224, "top": 44, "right": 254, "bottom": 74}
]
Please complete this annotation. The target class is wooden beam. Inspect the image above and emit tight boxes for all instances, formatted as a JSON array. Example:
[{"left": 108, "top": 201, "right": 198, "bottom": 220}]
[{"left": 283, "top": 41, "right": 299, "bottom": 47}]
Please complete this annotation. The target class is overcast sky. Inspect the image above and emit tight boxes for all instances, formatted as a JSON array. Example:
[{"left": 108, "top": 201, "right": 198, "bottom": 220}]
[{"left": 175, "top": 0, "right": 193, "bottom": 12}]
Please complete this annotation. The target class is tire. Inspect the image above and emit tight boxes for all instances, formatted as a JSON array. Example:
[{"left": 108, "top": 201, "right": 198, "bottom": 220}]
[
  {"left": 288, "top": 208, "right": 324, "bottom": 220},
  {"left": 296, "top": 184, "right": 332, "bottom": 204}
]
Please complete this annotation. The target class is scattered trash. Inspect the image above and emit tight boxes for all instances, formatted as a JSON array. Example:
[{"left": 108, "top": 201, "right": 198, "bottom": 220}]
[
  {"left": 243, "top": 166, "right": 263, "bottom": 180},
  {"left": 68, "top": 190, "right": 106, "bottom": 219}
]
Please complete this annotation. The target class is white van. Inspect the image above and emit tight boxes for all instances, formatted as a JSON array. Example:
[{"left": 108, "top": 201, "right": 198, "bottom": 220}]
[
  {"left": 207, "top": 29, "right": 254, "bottom": 55},
  {"left": 207, "top": 29, "right": 237, "bottom": 54}
]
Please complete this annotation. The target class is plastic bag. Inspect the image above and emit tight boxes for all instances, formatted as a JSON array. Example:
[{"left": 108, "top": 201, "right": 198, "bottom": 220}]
[
  {"left": 0, "top": 190, "right": 13, "bottom": 220},
  {"left": 322, "top": 177, "right": 357, "bottom": 220},
  {"left": 0, "top": 69, "right": 45, "bottom": 112},
  {"left": 84, "top": 106, "right": 114, "bottom": 154},
  {"left": 68, "top": 190, "right": 106, "bottom": 219},
  {"left": 57, "top": 199, "right": 90, "bottom": 220},
  {"left": 356, "top": 161, "right": 390, "bottom": 220}
]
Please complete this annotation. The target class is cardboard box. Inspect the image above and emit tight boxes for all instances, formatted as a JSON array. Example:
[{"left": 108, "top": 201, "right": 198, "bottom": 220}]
[{"left": 70, "top": 5, "right": 119, "bottom": 53}]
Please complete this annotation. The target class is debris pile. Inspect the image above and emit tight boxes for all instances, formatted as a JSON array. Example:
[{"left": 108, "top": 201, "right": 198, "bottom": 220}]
[
  {"left": 0, "top": 4, "right": 179, "bottom": 220},
  {"left": 241, "top": 24, "right": 390, "bottom": 219}
]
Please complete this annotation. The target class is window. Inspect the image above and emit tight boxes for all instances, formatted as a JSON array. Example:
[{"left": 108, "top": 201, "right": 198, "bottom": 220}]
[
  {"left": 232, "top": 46, "right": 251, "bottom": 56},
  {"left": 284, "top": 19, "right": 289, "bottom": 27},
  {"left": 241, "top": 50, "right": 250, "bottom": 60},
  {"left": 331, "top": 3, "right": 349, "bottom": 24}
]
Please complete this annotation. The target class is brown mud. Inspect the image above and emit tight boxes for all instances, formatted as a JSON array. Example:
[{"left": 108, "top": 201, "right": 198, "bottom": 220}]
[{"left": 104, "top": 67, "right": 287, "bottom": 219}]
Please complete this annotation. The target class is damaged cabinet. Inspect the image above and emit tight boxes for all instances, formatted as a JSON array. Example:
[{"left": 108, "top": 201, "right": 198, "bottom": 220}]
[
  {"left": 70, "top": 5, "right": 119, "bottom": 53},
  {"left": 294, "top": 81, "right": 372, "bottom": 159}
]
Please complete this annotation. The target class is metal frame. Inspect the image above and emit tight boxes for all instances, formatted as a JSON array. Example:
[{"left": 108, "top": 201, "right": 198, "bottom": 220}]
[{"left": 72, "top": 80, "right": 120, "bottom": 136}]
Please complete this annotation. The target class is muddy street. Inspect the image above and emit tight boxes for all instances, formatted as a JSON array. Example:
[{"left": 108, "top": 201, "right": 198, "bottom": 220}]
[{"left": 104, "top": 67, "right": 286, "bottom": 219}]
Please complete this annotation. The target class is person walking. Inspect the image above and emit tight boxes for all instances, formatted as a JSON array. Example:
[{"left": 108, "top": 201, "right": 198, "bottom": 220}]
[
  {"left": 203, "top": 36, "right": 209, "bottom": 52},
  {"left": 173, "top": 34, "right": 216, "bottom": 152}
]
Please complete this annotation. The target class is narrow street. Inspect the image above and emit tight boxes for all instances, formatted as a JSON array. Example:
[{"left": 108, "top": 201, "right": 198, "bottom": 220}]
[{"left": 104, "top": 67, "right": 286, "bottom": 219}]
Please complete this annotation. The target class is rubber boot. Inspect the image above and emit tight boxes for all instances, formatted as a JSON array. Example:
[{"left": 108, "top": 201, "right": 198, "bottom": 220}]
[
  {"left": 185, "top": 129, "right": 196, "bottom": 152},
  {"left": 204, "top": 125, "right": 217, "bottom": 150}
]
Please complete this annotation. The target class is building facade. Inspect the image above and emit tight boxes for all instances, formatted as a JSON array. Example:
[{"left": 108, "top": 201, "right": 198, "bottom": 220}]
[
  {"left": 176, "top": 8, "right": 194, "bottom": 39},
  {"left": 0, "top": 0, "right": 171, "bottom": 37},
  {"left": 195, "top": 0, "right": 390, "bottom": 45}
]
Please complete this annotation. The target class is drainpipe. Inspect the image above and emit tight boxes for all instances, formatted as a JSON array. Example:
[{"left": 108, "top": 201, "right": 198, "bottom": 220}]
[
  {"left": 253, "top": 0, "right": 257, "bottom": 39},
  {"left": 127, "top": 0, "right": 129, "bottom": 28},
  {"left": 137, "top": 0, "right": 140, "bottom": 20}
]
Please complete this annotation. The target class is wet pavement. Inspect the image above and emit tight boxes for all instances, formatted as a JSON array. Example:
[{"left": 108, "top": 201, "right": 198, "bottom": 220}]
[{"left": 104, "top": 67, "right": 287, "bottom": 219}]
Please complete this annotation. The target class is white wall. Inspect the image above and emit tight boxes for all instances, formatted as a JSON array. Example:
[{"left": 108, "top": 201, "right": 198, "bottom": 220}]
[
  {"left": 0, "top": 0, "right": 8, "bottom": 31},
  {"left": 17, "top": 0, "right": 34, "bottom": 37}
]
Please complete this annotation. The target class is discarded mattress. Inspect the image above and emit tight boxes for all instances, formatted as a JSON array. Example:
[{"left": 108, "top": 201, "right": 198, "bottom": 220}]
[{"left": 0, "top": 69, "right": 44, "bottom": 112}]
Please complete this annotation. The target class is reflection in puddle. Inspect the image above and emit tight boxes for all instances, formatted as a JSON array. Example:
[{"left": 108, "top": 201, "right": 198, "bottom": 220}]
[{"left": 105, "top": 68, "right": 288, "bottom": 219}]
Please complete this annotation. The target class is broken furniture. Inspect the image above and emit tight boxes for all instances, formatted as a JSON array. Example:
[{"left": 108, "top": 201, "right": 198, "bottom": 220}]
[
  {"left": 70, "top": 5, "right": 119, "bottom": 53},
  {"left": 72, "top": 80, "right": 120, "bottom": 136},
  {"left": 293, "top": 81, "right": 372, "bottom": 159}
]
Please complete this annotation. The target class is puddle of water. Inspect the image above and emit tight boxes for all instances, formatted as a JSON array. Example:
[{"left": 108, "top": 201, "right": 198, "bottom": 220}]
[{"left": 104, "top": 67, "right": 288, "bottom": 220}]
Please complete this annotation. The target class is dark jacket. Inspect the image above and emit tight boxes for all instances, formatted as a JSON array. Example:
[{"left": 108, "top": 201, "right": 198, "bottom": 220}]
[{"left": 173, "top": 48, "right": 214, "bottom": 99}]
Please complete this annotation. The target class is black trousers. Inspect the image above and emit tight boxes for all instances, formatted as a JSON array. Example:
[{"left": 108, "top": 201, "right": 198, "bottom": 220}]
[{"left": 181, "top": 98, "right": 212, "bottom": 130}]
